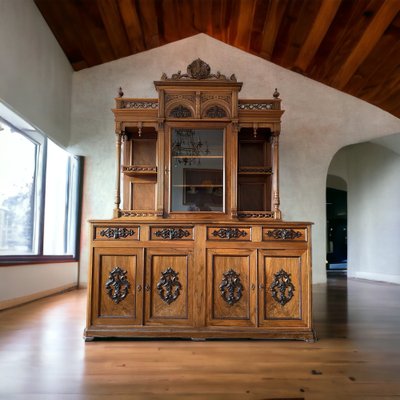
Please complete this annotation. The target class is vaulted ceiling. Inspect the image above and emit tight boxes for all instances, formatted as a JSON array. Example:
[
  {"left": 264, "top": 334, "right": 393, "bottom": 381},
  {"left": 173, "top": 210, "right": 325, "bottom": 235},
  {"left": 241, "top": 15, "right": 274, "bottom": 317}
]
[{"left": 34, "top": 0, "right": 400, "bottom": 119}]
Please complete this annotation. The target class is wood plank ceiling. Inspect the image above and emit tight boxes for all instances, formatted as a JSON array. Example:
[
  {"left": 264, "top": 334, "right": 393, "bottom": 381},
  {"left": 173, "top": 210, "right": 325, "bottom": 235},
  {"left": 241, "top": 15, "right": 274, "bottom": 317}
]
[{"left": 34, "top": 0, "right": 400, "bottom": 119}]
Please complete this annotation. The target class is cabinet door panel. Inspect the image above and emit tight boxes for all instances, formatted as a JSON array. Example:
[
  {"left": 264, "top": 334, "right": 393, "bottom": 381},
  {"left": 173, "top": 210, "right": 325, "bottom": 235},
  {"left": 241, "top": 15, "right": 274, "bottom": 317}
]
[
  {"left": 207, "top": 249, "right": 256, "bottom": 327},
  {"left": 258, "top": 249, "right": 308, "bottom": 327},
  {"left": 145, "top": 249, "right": 193, "bottom": 326},
  {"left": 92, "top": 247, "right": 143, "bottom": 326}
]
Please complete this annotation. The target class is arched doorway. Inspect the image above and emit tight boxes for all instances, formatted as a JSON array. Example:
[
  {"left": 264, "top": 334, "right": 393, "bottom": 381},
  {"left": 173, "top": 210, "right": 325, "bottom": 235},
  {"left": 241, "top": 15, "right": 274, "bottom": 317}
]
[{"left": 326, "top": 175, "right": 347, "bottom": 275}]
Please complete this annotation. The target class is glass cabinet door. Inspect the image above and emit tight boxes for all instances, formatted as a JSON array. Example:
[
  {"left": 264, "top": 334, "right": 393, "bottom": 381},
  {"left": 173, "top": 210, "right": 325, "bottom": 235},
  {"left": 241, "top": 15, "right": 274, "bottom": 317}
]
[{"left": 170, "top": 128, "right": 224, "bottom": 212}]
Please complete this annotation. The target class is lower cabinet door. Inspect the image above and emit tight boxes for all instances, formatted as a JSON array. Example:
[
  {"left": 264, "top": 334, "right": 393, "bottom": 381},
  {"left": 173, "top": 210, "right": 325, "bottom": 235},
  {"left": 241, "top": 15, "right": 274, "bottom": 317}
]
[
  {"left": 258, "top": 249, "right": 309, "bottom": 327},
  {"left": 145, "top": 248, "right": 193, "bottom": 326},
  {"left": 91, "top": 247, "right": 143, "bottom": 326},
  {"left": 207, "top": 249, "right": 257, "bottom": 327}
]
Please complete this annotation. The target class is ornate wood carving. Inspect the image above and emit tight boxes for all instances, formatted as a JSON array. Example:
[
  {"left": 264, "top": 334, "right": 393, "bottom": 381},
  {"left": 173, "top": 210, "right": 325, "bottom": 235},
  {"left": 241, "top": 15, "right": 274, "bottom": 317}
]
[
  {"left": 122, "top": 166, "right": 157, "bottom": 173},
  {"left": 201, "top": 94, "right": 231, "bottom": 104},
  {"left": 100, "top": 227, "right": 135, "bottom": 239},
  {"left": 237, "top": 212, "right": 274, "bottom": 219},
  {"left": 154, "top": 228, "right": 190, "bottom": 240},
  {"left": 105, "top": 267, "right": 130, "bottom": 304},
  {"left": 238, "top": 167, "right": 272, "bottom": 174},
  {"left": 205, "top": 105, "right": 227, "bottom": 118},
  {"left": 165, "top": 94, "right": 195, "bottom": 103},
  {"left": 119, "top": 210, "right": 163, "bottom": 217},
  {"left": 169, "top": 105, "right": 192, "bottom": 118},
  {"left": 156, "top": 267, "right": 182, "bottom": 304},
  {"left": 212, "top": 228, "right": 247, "bottom": 239},
  {"left": 270, "top": 269, "right": 295, "bottom": 306},
  {"left": 267, "top": 229, "right": 302, "bottom": 240},
  {"left": 161, "top": 59, "right": 237, "bottom": 82},
  {"left": 219, "top": 269, "right": 243, "bottom": 306},
  {"left": 119, "top": 100, "right": 158, "bottom": 109},
  {"left": 239, "top": 103, "right": 274, "bottom": 110}
]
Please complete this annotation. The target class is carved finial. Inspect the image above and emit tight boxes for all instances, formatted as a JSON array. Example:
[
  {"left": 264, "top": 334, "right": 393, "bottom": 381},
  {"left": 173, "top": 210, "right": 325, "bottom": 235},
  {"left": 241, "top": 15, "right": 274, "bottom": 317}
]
[
  {"left": 273, "top": 88, "right": 280, "bottom": 98},
  {"left": 230, "top": 74, "right": 237, "bottom": 82},
  {"left": 118, "top": 87, "right": 124, "bottom": 97},
  {"left": 161, "top": 73, "right": 167, "bottom": 80}
]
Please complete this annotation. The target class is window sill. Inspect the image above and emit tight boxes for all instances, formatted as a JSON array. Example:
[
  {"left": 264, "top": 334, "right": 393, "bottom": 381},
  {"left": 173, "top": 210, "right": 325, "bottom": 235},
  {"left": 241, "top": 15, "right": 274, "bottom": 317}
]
[{"left": 0, "top": 255, "right": 78, "bottom": 267}]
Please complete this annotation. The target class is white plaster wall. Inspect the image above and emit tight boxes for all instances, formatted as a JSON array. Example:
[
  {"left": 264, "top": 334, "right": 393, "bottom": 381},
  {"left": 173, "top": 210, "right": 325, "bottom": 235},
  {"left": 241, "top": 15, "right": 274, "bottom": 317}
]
[
  {"left": 0, "top": 262, "right": 78, "bottom": 303},
  {"left": 328, "top": 143, "right": 400, "bottom": 284},
  {"left": 0, "top": 0, "right": 72, "bottom": 147},
  {"left": 0, "top": 1, "right": 77, "bottom": 303},
  {"left": 69, "top": 34, "right": 400, "bottom": 284}
]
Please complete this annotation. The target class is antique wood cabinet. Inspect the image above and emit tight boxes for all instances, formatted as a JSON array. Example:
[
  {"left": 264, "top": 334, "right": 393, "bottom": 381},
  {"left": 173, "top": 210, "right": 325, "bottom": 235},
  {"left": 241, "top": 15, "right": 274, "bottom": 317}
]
[{"left": 85, "top": 60, "right": 315, "bottom": 341}]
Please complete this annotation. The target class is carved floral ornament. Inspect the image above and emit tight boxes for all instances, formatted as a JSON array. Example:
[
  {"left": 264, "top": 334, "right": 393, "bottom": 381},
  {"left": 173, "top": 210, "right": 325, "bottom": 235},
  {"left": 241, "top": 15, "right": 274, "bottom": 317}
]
[
  {"left": 219, "top": 269, "right": 243, "bottom": 306},
  {"left": 105, "top": 267, "right": 130, "bottom": 304},
  {"left": 270, "top": 269, "right": 295, "bottom": 306},
  {"left": 157, "top": 267, "right": 182, "bottom": 304},
  {"left": 161, "top": 59, "right": 237, "bottom": 82}
]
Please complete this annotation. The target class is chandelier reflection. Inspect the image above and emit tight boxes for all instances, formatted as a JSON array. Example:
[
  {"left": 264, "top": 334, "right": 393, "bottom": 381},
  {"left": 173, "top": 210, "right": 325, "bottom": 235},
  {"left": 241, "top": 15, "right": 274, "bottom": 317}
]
[{"left": 172, "top": 129, "right": 209, "bottom": 166}]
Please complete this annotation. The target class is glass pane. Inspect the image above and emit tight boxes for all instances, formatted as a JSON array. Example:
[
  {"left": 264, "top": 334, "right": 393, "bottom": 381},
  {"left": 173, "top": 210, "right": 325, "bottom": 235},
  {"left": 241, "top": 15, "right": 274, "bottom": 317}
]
[
  {"left": 0, "top": 126, "right": 37, "bottom": 255},
  {"left": 171, "top": 128, "right": 224, "bottom": 212},
  {"left": 43, "top": 140, "right": 70, "bottom": 255}
]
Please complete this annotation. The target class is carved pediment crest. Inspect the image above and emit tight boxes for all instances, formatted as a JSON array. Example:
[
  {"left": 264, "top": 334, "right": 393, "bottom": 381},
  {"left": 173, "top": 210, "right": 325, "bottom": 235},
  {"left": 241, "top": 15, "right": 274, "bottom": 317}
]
[{"left": 161, "top": 59, "right": 237, "bottom": 82}]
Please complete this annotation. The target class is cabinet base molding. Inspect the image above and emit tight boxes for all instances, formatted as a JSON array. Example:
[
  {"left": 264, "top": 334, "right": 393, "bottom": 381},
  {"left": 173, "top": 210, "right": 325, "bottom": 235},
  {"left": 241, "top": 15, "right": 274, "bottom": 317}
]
[{"left": 84, "top": 327, "right": 316, "bottom": 342}]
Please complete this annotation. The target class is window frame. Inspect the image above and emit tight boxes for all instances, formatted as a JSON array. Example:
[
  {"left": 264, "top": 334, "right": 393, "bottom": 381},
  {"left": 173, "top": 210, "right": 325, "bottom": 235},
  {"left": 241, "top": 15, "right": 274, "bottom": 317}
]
[{"left": 0, "top": 115, "right": 83, "bottom": 266}]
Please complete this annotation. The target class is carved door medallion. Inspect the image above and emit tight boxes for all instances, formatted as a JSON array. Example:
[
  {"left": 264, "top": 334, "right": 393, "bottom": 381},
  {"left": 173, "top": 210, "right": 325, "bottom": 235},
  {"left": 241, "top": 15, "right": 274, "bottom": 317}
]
[{"left": 156, "top": 267, "right": 182, "bottom": 304}]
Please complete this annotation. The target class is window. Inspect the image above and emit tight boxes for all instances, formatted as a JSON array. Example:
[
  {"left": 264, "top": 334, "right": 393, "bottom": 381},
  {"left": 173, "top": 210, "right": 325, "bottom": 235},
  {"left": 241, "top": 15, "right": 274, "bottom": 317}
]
[{"left": 0, "top": 103, "right": 82, "bottom": 263}]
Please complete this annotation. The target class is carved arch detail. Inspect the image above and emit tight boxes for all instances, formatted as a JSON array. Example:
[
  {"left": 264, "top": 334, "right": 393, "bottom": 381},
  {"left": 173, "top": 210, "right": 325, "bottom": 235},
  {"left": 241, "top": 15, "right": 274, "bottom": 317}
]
[
  {"left": 165, "top": 100, "right": 195, "bottom": 119},
  {"left": 201, "top": 101, "right": 231, "bottom": 119}
]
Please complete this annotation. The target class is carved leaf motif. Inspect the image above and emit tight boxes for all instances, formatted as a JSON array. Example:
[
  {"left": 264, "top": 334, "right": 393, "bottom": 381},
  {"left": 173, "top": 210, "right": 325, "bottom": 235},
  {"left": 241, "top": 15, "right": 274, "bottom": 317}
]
[
  {"left": 205, "top": 105, "right": 227, "bottom": 118},
  {"left": 267, "top": 229, "right": 302, "bottom": 240},
  {"left": 100, "top": 227, "right": 135, "bottom": 239},
  {"left": 169, "top": 105, "right": 192, "bottom": 118},
  {"left": 219, "top": 269, "right": 243, "bottom": 306},
  {"left": 105, "top": 267, "right": 130, "bottom": 304},
  {"left": 154, "top": 228, "right": 190, "bottom": 240},
  {"left": 156, "top": 267, "right": 182, "bottom": 304},
  {"left": 270, "top": 269, "right": 295, "bottom": 306},
  {"left": 212, "top": 228, "right": 247, "bottom": 239}
]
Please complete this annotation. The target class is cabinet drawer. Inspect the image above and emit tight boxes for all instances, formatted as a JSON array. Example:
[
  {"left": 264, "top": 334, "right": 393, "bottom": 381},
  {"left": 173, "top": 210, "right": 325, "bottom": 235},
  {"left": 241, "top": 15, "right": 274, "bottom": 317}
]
[
  {"left": 150, "top": 226, "right": 194, "bottom": 240},
  {"left": 262, "top": 227, "right": 307, "bottom": 242},
  {"left": 94, "top": 226, "right": 139, "bottom": 241},
  {"left": 207, "top": 226, "right": 251, "bottom": 241}
]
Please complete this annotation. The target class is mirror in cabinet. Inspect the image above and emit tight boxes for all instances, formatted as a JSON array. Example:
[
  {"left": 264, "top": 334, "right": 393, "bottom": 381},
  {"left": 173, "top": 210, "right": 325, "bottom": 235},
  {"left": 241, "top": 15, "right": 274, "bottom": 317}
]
[{"left": 170, "top": 128, "right": 225, "bottom": 213}]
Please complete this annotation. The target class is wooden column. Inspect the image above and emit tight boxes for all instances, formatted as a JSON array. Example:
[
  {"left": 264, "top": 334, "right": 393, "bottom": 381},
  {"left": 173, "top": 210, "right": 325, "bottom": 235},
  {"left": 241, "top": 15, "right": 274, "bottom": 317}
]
[
  {"left": 113, "top": 129, "right": 122, "bottom": 218},
  {"left": 272, "top": 131, "right": 281, "bottom": 219}
]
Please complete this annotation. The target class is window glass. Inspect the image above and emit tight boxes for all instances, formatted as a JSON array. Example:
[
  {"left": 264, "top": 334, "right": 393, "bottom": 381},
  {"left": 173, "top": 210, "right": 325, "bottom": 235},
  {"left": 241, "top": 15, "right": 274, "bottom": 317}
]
[
  {"left": 43, "top": 139, "right": 70, "bottom": 255},
  {"left": 0, "top": 125, "right": 37, "bottom": 255},
  {"left": 171, "top": 128, "right": 224, "bottom": 212}
]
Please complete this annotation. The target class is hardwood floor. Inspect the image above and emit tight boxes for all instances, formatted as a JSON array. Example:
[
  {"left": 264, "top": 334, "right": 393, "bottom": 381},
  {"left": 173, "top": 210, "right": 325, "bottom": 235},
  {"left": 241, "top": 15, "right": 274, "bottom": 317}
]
[{"left": 0, "top": 276, "right": 399, "bottom": 399}]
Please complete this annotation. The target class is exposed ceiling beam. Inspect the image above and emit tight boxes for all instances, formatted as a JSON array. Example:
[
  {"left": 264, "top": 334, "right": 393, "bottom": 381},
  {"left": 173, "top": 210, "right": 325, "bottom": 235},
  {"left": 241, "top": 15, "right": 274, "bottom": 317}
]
[
  {"left": 259, "top": 0, "right": 288, "bottom": 60},
  {"left": 332, "top": 0, "right": 400, "bottom": 89},
  {"left": 294, "top": 0, "right": 342, "bottom": 73}
]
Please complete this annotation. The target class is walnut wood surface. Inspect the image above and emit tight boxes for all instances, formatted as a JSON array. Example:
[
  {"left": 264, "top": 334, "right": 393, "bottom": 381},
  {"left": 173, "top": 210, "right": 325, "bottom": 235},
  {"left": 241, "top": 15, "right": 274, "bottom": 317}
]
[{"left": 34, "top": 0, "right": 400, "bottom": 119}]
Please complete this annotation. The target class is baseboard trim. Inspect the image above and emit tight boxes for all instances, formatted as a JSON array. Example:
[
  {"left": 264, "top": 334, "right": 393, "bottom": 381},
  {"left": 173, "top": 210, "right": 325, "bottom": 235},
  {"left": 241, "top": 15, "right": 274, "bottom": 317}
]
[
  {"left": 349, "top": 271, "right": 400, "bottom": 285},
  {"left": 0, "top": 283, "right": 78, "bottom": 311}
]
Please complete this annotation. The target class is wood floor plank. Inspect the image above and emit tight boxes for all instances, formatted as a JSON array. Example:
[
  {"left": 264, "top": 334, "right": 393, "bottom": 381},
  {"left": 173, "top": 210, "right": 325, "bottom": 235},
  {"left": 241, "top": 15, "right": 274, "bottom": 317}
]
[{"left": 0, "top": 276, "right": 400, "bottom": 399}]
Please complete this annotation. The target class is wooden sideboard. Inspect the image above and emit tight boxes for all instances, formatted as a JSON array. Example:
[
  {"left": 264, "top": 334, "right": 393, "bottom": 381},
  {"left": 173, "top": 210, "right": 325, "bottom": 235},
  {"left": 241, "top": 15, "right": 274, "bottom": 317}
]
[
  {"left": 84, "top": 59, "right": 315, "bottom": 341},
  {"left": 85, "top": 220, "right": 314, "bottom": 341}
]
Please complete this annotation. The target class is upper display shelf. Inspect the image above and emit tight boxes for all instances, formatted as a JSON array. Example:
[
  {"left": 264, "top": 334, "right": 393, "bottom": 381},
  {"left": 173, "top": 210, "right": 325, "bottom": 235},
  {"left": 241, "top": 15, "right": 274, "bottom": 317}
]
[{"left": 112, "top": 59, "right": 284, "bottom": 221}]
